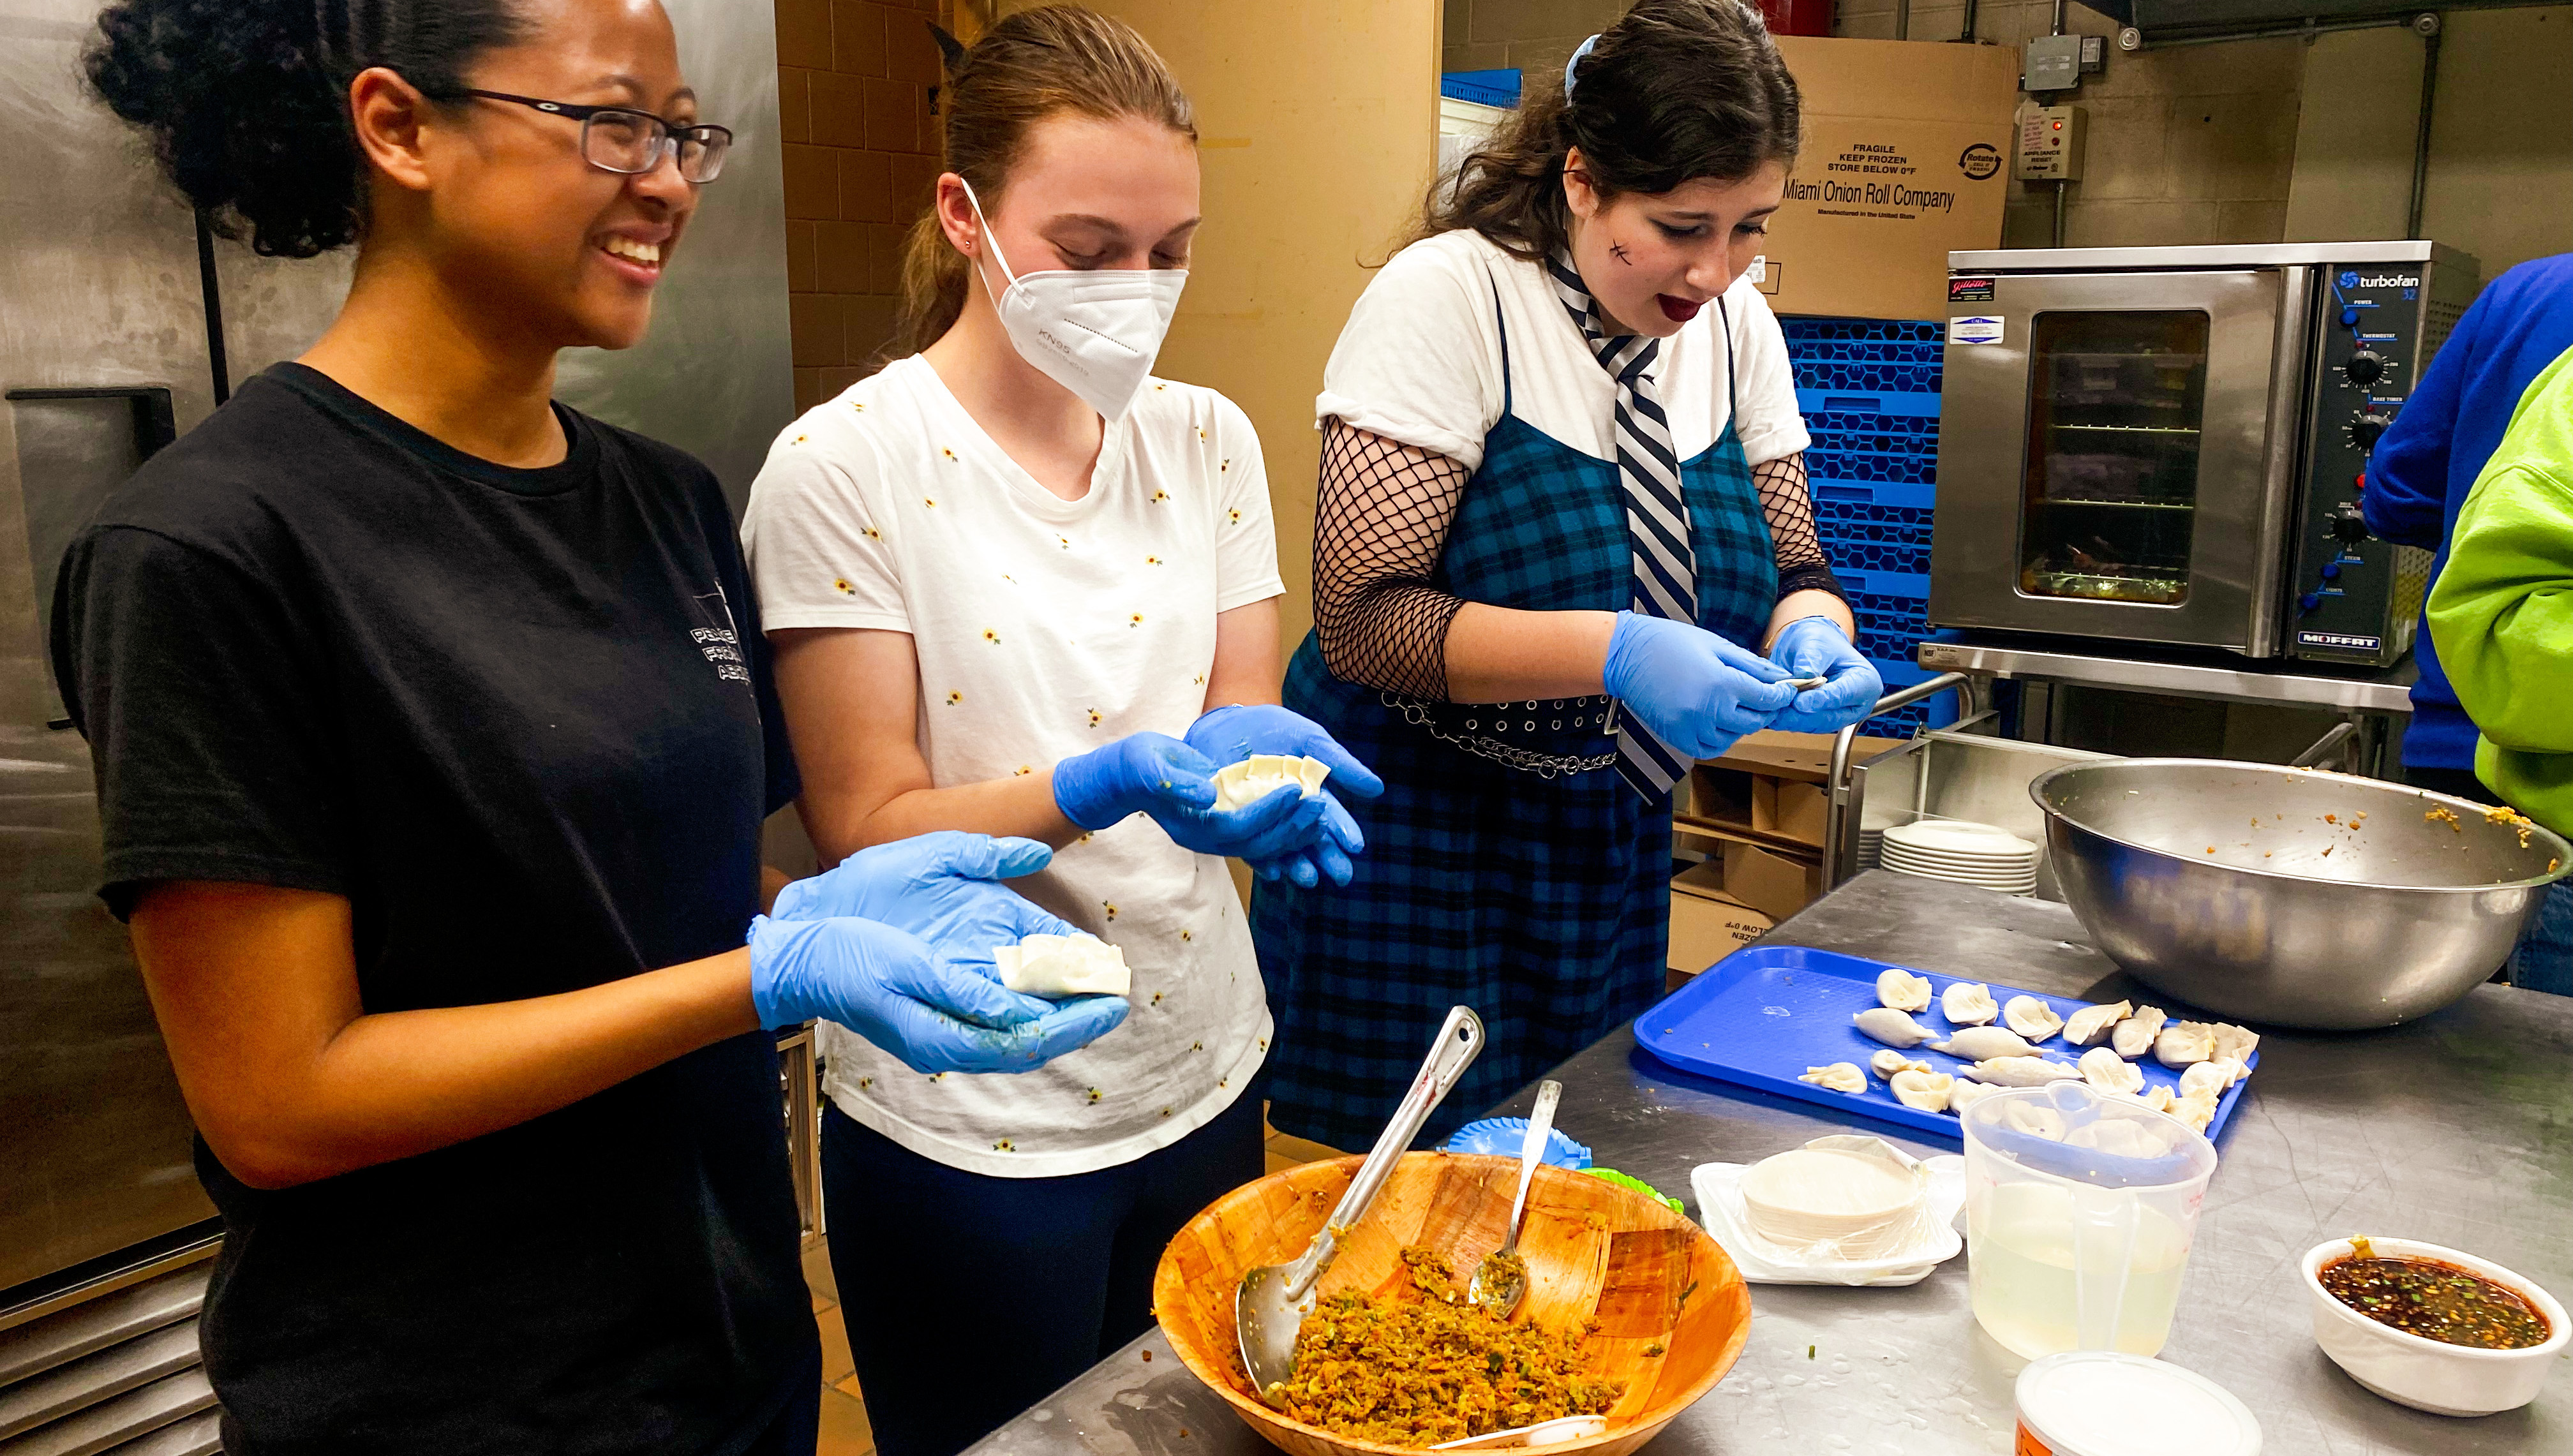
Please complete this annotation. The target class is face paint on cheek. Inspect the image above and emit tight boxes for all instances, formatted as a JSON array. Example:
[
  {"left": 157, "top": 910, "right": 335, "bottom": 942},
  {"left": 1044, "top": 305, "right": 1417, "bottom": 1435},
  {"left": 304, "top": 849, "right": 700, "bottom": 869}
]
[{"left": 1609, "top": 240, "right": 1634, "bottom": 265}]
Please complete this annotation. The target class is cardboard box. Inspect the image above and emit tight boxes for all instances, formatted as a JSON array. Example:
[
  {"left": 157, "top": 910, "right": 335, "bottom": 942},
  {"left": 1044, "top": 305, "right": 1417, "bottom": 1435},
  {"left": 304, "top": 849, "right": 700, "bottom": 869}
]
[
  {"left": 1759, "top": 38, "right": 2020, "bottom": 320},
  {"left": 1754, "top": 776, "right": 1830, "bottom": 847},
  {"left": 1668, "top": 862, "right": 1775, "bottom": 986},
  {"left": 1720, "top": 839, "right": 1825, "bottom": 923}
]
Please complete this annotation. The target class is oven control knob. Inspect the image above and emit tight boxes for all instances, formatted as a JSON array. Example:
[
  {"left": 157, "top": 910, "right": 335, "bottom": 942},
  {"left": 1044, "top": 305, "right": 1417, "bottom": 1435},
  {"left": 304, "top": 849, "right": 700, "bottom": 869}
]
[
  {"left": 2345, "top": 351, "right": 2389, "bottom": 387},
  {"left": 2348, "top": 412, "right": 2391, "bottom": 451},
  {"left": 2331, "top": 507, "right": 2371, "bottom": 546}
]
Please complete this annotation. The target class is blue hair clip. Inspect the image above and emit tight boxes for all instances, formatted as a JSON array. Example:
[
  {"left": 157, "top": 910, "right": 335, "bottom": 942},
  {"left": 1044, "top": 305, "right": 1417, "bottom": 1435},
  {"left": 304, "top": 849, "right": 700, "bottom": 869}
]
[{"left": 1563, "top": 34, "right": 1600, "bottom": 100}]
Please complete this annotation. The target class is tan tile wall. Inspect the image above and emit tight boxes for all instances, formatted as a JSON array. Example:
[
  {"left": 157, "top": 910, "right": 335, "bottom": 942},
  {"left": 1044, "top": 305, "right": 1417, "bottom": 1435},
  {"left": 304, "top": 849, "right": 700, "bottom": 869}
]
[
  {"left": 1442, "top": 0, "right": 1629, "bottom": 82},
  {"left": 1442, "top": 1, "right": 2302, "bottom": 260},
  {"left": 774, "top": 0, "right": 949, "bottom": 414},
  {"left": 1832, "top": 4, "right": 2302, "bottom": 251}
]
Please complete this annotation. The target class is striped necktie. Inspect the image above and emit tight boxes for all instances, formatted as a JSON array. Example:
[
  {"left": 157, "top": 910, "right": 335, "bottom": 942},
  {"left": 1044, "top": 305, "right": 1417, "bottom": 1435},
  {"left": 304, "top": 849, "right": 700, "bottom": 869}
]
[{"left": 1546, "top": 251, "right": 1696, "bottom": 801}]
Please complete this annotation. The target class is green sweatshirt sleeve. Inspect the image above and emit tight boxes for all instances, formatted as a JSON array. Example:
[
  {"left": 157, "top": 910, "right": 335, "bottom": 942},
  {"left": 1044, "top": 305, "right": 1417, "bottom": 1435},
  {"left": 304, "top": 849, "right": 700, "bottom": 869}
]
[{"left": 2426, "top": 346, "right": 2573, "bottom": 833}]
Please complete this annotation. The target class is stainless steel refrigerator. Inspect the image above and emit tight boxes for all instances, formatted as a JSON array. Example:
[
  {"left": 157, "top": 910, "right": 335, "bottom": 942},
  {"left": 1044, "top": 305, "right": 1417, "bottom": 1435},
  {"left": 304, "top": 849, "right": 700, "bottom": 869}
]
[{"left": 0, "top": 2, "right": 794, "bottom": 1446}]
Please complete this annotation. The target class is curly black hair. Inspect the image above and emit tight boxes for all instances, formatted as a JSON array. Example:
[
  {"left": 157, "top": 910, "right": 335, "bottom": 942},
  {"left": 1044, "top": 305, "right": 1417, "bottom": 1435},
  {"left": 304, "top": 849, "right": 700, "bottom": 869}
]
[
  {"left": 84, "top": 0, "right": 530, "bottom": 258},
  {"left": 1417, "top": 0, "right": 1800, "bottom": 264}
]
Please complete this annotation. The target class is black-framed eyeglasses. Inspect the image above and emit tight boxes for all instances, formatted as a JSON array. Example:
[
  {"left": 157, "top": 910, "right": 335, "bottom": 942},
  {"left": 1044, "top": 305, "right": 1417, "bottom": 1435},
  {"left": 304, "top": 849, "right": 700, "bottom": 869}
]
[{"left": 461, "top": 89, "right": 733, "bottom": 184}]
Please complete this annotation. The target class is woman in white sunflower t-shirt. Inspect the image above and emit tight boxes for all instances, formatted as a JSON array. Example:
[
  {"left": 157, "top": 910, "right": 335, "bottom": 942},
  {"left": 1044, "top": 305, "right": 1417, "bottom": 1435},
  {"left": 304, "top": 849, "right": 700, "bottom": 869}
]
[{"left": 737, "top": 13, "right": 1375, "bottom": 1456}]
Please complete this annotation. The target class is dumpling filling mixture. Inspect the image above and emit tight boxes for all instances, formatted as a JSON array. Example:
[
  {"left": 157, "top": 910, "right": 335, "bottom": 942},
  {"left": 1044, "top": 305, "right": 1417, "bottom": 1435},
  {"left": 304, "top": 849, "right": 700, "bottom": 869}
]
[{"left": 1255, "top": 1247, "right": 1624, "bottom": 1445}]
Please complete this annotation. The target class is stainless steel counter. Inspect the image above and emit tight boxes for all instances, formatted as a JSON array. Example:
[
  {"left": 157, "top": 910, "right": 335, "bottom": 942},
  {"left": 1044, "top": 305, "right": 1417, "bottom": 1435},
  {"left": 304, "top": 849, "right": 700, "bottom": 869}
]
[
  {"left": 967, "top": 871, "right": 2573, "bottom": 1456},
  {"left": 1916, "top": 634, "right": 2417, "bottom": 716}
]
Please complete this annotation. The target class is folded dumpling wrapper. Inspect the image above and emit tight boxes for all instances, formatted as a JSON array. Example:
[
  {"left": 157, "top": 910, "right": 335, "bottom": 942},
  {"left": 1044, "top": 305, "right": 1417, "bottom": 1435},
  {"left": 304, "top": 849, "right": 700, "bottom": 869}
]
[
  {"left": 1210, "top": 754, "right": 1331, "bottom": 812},
  {"left": 992, "top": 932, "right": 1131, "bottom": 999}
]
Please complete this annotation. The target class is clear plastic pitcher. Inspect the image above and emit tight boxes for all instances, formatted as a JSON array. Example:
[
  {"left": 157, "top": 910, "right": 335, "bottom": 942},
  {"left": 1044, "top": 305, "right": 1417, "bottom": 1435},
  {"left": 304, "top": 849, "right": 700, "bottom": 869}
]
[{"left": 1962, "top": 1081, "right": 2219, "bottom": 1360}]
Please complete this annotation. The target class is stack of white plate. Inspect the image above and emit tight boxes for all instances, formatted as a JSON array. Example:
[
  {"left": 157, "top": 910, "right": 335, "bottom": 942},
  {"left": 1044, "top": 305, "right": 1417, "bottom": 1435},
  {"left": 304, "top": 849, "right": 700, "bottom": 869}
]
[
  {"left": 1880, "top": 820, "right": 2039, "bottom": 895},
  {"left": 1857, "top": 828, "right": 1886, "bottom": 872}
]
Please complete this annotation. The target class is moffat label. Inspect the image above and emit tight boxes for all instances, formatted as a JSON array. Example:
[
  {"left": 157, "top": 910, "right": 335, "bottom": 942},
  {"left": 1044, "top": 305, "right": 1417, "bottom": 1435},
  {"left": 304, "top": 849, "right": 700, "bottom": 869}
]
[
  {"left": 2297, "top": 630, "right": 2382, "bottom": 651},
  {"left": 1787, "top": 141, "right": 1962, "bottom": 218}
]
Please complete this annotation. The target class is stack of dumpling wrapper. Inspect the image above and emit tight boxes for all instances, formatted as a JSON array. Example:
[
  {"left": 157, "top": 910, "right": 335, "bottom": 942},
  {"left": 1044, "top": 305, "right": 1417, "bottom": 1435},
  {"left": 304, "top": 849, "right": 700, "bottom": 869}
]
[
  {"left": 1209, "top": 754, "right": 1330, "bottom": 812},
  {"left": 1736, "top": 1135, "right": 1939, "bottom": 1261},
  {"left": 992, "top": 932, "right": 1131, "bottom": 999}
]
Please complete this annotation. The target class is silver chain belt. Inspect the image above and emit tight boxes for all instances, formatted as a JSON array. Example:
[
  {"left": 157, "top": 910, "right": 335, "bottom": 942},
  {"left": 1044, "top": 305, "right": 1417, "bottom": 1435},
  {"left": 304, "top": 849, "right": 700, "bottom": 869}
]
[{"left": 1381, "top": 692, "right": 1623, "bottom": 780}]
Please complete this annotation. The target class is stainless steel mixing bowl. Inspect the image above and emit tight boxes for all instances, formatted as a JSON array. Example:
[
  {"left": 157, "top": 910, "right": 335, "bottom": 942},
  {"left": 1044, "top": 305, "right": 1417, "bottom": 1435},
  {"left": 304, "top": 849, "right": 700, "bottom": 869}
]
[{"left": 2031, "top": 759, "right": 2572, "bottom": 1029}]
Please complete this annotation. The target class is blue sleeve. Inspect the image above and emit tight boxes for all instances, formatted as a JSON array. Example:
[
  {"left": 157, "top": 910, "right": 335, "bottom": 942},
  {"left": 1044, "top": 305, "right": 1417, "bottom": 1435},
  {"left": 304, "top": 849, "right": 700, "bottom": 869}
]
[{"left": 2363, "top": 300, "right": 2482, "bottom": 549}]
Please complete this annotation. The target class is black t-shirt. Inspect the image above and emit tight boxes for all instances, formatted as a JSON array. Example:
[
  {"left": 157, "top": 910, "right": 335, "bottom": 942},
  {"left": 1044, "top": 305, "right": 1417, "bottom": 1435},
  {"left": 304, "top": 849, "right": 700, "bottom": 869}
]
[{"left": 51, "top": 365, "right": 814, "bottom": 1455}]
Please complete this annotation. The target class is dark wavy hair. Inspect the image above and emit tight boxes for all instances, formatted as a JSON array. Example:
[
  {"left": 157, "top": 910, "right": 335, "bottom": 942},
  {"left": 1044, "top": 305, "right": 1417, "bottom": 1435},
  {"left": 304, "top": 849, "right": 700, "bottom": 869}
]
[
  {"left": 84, "top": 0, "right": 531, "bottom": 258},
  {"left": 1419, "top": 0, "right": 1801, "bottom": 262}
]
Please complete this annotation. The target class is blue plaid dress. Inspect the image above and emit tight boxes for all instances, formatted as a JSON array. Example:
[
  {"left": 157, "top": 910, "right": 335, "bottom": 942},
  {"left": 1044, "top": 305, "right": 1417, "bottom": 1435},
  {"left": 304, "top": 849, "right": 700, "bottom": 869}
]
[{"left": 1250, "top": 292, "right": 1779, "bottom": 1152}]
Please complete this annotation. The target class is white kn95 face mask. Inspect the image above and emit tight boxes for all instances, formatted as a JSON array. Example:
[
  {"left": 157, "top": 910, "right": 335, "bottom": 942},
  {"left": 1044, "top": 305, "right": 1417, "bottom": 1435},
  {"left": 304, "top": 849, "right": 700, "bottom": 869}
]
[{"left": 962, "top": 180, "right": 1186, "bottom": 422}]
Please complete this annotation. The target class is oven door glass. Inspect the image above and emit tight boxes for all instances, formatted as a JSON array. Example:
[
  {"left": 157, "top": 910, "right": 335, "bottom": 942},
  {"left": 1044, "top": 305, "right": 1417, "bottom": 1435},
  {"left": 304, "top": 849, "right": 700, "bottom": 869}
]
[{"left": 2018, "top": 310, "right": 2211, "bottom": 605}]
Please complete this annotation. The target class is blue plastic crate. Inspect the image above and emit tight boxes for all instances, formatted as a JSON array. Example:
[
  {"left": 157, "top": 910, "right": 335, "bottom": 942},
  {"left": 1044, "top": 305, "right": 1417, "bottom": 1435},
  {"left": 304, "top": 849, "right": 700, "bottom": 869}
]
[
  {"left": 1778, "top": 317, "right": 1944, "bottom": 348},
  {"left": 1849, "top": 588, "right": 1933, "bottom": 663},
  {"left": 1816, "top": 501, "right": 1934, "bottom": 579},
  {"left": 1440, "top": 68, "right": 1521, "bottom": 107},
  {"left": 1806, "top": 448, "right": 1937, "bottom": 486},
  {"left": 1796, "top": 387, "right": 1943, "bottom": 420}
]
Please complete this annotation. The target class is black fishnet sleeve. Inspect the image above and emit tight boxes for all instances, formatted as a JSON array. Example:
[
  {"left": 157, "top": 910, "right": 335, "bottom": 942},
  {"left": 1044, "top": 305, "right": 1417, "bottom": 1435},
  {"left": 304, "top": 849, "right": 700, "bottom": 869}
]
[
  {"left": 1754, "top": 451, "right": 1848, "bottom": 605},
  {"left": 1311, "top": 419, "right": 1474, "bottom": 701}
]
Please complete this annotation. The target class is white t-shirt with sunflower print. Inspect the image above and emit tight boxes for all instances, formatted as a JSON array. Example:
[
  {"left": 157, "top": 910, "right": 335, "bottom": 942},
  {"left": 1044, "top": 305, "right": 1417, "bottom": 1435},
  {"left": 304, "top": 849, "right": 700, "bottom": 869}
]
[{"left": 740, "top": 354, "right": 1283, "bottom": 1178}]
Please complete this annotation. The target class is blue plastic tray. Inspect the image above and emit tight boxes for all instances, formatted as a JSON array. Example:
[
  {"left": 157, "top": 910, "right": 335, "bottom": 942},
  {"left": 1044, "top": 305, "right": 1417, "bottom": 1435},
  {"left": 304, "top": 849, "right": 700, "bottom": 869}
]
[{"left": 1636, "top": 946, "right": 2255, "bottom": 1143}]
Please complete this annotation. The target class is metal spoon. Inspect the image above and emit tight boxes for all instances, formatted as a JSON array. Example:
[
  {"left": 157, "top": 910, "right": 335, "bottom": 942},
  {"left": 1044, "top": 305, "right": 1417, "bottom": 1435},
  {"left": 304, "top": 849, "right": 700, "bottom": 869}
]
[
  {"left": 1466, "top": 1078, "right": 1562, "bottom": 1319},
  {"left": 1429, "top": 1415, "right": 1609, "bottom": 1450},
  {"left": 1236, "top": 1005, "right": 1484, "bottom": 1403}
]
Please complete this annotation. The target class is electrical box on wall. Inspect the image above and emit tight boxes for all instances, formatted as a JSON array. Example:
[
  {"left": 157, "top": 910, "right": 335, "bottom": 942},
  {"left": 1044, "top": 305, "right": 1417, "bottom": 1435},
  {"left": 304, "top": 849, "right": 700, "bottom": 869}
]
[
  {"left": 2015, "top": 105, "right": 2086, "bottom": 181},
  {"left": 2022, "top": 33, "right": 2084, "bottom": 92}
]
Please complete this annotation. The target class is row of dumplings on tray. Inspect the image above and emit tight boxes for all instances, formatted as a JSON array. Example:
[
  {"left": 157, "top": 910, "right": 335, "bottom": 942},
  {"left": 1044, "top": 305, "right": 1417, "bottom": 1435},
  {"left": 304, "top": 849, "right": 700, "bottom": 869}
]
[{"left": 1794, "top": 967, "right": 2259, "bottom": 1134}]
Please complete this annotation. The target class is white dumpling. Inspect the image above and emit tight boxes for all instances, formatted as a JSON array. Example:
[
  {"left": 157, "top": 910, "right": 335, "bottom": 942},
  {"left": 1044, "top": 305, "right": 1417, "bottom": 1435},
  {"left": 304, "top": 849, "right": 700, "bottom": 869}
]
[
  {"left": 2002, "top": 995, "right": 2065, "bottom": 1044},
  {"left": 992, "top": 932, "right": 1131, "bottom": 998},
  {"left": 1799, "top": 1061, "right": 1867, "bottom": 1094},
  {"left": 1876, "top": 967, "right": 1934, "bottom": 1013},
  {"left": 1210, "top": 753, "right": 1331, "bottom": 812},
  {"left": 1889, "top": 1067, "right": 1956, "bottom": 1113},
  {"left": 2078, "top": 1045, "right": 2144, "bottom": 1096},
  {"left": 2110, "top": 1006, "right": 2167, "bottom": 1060},
  {"left": 1947, "top": 1079, "right": 2008, "bottom": 1115},
  {"left": 1941, "top": 981, "right": 1999, "bottom": 1027},
  {"left": 2061, "top": 999, "right": 2131, "bottom": 1047},
  {"left": 1996, "top": 1101, "right": 2069, "bottom": 1140},
  {"left": 2209, "top": 1023, "right": 2260, "bottom": 1064},
  {"left": 1957, "top": 1055, "right": 2082, "bottom": 1087},
  {"left": 2154, "top": 1022, "right": 2218, "bottom": 1069},
  {"left": 1870, "top": 1048, "right": 1930, "bottom": 1080},
  {"left": 2066, "top": 1118, "right": 2164, "bottom": 1157},
  {"left": 1928, "top": 1025, "right": 2041, "bottom": 1060},
  {"left": 1853, "top": 1007, "right": 1938, "bottom": 1048},
  {"left": 2179, "top": 1058, "right": 2246, "bottom": 1099},
  {"left": 2131, "top": 1083, "right": 2176, "bottom": 1114},
  {"left": 2170, "top": 1090, "right": 2219, "bottom": 1134}
]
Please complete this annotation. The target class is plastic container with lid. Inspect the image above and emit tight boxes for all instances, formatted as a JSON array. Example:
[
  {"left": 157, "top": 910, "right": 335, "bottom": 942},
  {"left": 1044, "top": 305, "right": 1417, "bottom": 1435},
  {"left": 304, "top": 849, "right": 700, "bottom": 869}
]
[{"left": 2012, "top": 1351, "right": 2261, "bottom": 1456}]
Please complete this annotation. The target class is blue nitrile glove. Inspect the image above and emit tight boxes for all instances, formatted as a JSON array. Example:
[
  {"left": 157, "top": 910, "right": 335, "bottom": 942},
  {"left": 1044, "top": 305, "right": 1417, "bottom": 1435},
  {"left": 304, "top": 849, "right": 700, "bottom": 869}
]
[
  {"left": 1184, "top": 704, "right": 1385, "bottom": 888},
  {"left": 748, "top": 914, "right": 1129, "bottom": 1074},
  {"left": 1051, "top": 731, "right": 1221, "bottom": 831},
  {"left": 1600, "top": 611, "right": 1800, "bottom": 760},
  {"left": 1765, "top": 615, "right": 1885, "bottom": 735},
  {"left": 1053, "top": 727, "right": 1325, "bottom": 865},
  {"left": 771, "top": 831, "right": 1070, "bottom": 977}
]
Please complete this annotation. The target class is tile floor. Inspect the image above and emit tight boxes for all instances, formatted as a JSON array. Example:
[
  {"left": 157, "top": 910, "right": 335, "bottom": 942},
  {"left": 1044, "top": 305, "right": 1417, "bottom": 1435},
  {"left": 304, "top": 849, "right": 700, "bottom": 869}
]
[{"left": 799, "top": 1113, "right": 1343, "bottom": 1454}]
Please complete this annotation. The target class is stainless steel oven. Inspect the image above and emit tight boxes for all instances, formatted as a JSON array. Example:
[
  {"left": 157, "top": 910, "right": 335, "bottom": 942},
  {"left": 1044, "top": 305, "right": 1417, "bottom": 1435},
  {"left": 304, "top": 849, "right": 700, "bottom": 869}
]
[{"left": 1928, "top": 242, "right": 2478, "bottom": 667}]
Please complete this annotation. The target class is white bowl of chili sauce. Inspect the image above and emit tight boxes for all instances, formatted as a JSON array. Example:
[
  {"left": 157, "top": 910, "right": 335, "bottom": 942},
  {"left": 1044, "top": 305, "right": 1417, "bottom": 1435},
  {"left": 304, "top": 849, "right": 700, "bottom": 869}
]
[{"left": 2301, "top": 1236, "right": 2568, "bottom": 1416}]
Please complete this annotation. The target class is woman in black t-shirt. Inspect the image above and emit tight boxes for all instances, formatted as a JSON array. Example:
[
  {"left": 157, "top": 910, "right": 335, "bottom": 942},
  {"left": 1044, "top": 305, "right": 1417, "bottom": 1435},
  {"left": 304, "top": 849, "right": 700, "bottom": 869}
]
[{"left": 57, "top": 3, "right": 1129, "bottom": 1452}]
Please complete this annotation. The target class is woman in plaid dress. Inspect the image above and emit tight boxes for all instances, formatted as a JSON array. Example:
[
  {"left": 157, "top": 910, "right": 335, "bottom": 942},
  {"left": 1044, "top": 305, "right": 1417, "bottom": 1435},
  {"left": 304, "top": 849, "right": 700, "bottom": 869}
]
[{"left": 1251, "top": 0, "right": 1882, "bottom": 1150}]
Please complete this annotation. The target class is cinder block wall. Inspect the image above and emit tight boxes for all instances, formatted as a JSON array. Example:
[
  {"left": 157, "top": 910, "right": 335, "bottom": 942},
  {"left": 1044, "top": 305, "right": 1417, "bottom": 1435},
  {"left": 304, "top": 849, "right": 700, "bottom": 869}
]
[{"left": 772, "top": 0, "right": 948, "bottom": 413}]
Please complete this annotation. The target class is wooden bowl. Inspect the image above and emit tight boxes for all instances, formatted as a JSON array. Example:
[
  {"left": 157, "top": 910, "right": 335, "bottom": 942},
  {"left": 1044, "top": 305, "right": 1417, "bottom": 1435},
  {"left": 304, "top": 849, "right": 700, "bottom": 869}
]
[{"left": 1154, "top": 1152, "right": 1750, "bottom": 1456}]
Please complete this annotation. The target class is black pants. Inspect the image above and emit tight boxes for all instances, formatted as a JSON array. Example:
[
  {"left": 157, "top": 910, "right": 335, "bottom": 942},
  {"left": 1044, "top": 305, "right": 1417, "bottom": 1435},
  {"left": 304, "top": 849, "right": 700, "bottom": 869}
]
[
  {"left": 820, "top": 1090, "right": 1265, "bottom": 1456},
  {"left": 2404, "top": 763, "right": 2502, "bottom": 806}
]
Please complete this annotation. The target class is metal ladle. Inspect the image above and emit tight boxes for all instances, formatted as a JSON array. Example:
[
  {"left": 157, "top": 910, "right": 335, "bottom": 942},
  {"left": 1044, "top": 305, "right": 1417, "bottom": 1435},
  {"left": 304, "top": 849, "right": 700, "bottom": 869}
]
[
  {"left": 1235, "top": 1005, "right": 1485, "bottom": 1402},
  {"left": 1465, "top": 1078, "right": 1562, "bottom": 1318}
]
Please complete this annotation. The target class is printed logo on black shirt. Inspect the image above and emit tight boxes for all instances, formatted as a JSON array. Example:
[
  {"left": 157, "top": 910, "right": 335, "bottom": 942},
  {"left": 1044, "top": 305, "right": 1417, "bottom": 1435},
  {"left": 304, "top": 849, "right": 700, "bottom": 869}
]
[{"left": 689, "top": 588, "right": 752, "bottom": 685}]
